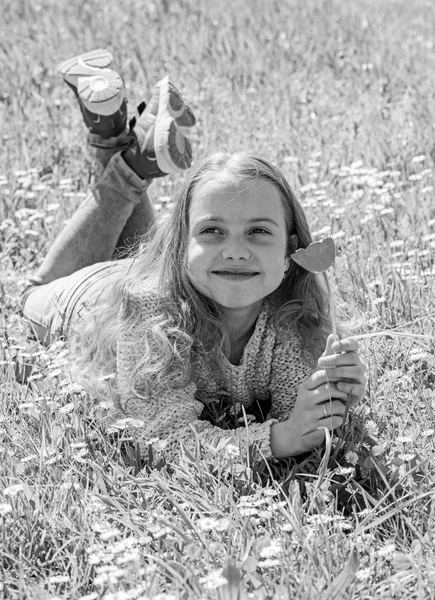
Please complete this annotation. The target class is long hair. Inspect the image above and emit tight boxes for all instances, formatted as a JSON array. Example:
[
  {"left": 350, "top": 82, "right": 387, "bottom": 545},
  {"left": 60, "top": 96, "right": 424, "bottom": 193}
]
[{"left": 74, "top": 152, "right": 333, "bottom": 393}]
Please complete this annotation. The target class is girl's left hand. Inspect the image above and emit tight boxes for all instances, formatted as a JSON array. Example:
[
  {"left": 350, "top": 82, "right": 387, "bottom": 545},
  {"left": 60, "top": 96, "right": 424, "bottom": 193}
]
[
  {"left": 317, "top": 334, "right": 367, "bottom": 408},
  {"left": 270, "top": 334, "right": 367, "bottom": 458}
]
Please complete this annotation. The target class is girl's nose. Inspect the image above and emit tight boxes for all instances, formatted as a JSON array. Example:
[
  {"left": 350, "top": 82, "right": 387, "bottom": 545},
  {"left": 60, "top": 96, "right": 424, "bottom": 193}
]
[{"left": 221, "top": 238, "right": 250, "bottom": 260}]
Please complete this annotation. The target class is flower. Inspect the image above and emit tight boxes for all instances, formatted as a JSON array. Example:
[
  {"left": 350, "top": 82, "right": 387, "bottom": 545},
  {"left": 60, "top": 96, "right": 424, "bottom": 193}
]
[
  {"left": 365, "top": 420, "right": 379, "bottom": 437},
  {"left": 197, "top": 517, "right": 229, "bottom": 532},
  {"left": 200, "top": 569, "right": 228, "bottom": 590},
  {"left": 0, "top": 503, "right": 12, "bottom": 516},
  {"left": 3, "top": 484, "right": 24, "bottom": 497},
  {"left": 258, "top": 558, "right": 281, "bottom": 568},
  {"left": 355, "top": 567, "right": 371, "bottom": 581},
  {"left": 345, "top": 451, "right": 359, "bottom": 465},
  {"left": 377, "top": 543, "right": 396, "bottom": 558},
  {"left": 291, "top": 237, "right": 336, "bottom": 273},
  {"left": 48, "top": 575, "right": 70, "bottom": 584},
  {"left": 260, "top": 540, "right": 282, "bottom": 558}
]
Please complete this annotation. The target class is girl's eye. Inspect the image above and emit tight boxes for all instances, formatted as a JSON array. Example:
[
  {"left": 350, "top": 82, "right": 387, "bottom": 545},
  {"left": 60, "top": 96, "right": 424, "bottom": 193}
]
[
  {"left": 250, "top": 227, "right": 270, "bottom": 235},
  {"left": 200, "top": 227, "right": 223, "bottom": 235}
]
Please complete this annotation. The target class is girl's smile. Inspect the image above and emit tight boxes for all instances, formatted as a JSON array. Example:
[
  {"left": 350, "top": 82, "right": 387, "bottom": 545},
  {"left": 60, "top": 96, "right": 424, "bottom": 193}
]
[{"left": 187, "top": 176, "right": 290, "bottom": 319}]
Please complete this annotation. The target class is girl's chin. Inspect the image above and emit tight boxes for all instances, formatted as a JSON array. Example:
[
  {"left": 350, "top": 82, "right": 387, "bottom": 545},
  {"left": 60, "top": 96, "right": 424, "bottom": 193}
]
[{"left": 213, "top": 298, "right": 264, "bottom": 313}]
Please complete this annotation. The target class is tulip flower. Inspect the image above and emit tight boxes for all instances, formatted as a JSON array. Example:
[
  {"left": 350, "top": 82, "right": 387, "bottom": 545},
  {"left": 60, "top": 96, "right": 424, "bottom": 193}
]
[{"left": 291, "top": 237, "right": 337, "bottom": 338}]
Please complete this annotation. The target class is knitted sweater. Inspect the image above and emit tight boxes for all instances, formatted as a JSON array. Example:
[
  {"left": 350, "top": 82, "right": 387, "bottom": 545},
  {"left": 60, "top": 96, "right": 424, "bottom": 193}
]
[{"left": 115, "top": 290, "right": 314, "bottom": 465}]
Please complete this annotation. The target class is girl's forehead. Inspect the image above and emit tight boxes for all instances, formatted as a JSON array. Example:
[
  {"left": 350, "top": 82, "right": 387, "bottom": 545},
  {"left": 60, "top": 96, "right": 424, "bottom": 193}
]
[
  {"left": 189, "top": 174, "right": 287, "bottom": 224},
  {"left": 191, "top": 174, "right": 282, "bottom": 206}
]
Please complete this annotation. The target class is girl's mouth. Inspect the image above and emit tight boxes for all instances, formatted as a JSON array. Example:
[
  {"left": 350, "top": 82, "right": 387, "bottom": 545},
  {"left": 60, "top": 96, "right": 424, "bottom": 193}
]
[{"left": 212, "top": 270, "right": 259, "bottom": 280}]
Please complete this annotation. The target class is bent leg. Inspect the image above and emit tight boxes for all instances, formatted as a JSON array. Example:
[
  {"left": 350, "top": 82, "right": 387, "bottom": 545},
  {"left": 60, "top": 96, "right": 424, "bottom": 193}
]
[
  {"left": 32, "top": 153, "right": 153, "bottom": 285},
  {"left": 22, "top": 259, "right": 131, "bottom": 345}
]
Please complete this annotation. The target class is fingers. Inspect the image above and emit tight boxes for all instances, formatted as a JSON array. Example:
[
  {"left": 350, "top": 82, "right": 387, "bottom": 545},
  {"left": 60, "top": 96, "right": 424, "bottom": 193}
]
[
  {"left": 331, "top": 336, "right": 359, "bottom": 354},
  {"left": 321, "top": 336, "right": 359, "bottom": 359},
  {"left": 324, "top": 365, "right": 366, "bottom": 381},
  {"left": 321, "top": 333, "right": 339, "bottom": 357},
  {"left": 318, "top": 351, "right": 363, "bottom": 369},
  {"left": 307, "top": 366, "right": 366, "bottom": 390},
  {"left": 302, "top": 402, "right": 345, "bottom": 438},
  {"left": 319, "top": 415, "right": 344, "bottom": 431},
  {"left": 319, "top": 400, "right": 346, "bottom": 420},
  {"left": 336, "top": 381, "right": 366, "bottom": 400},
  {"left": 305, "top": 382, "right": 349, "bottom": 403}
]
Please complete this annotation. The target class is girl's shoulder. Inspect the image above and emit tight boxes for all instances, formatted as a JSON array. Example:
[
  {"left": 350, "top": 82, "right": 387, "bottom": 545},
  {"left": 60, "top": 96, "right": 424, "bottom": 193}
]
[
  {"left": 264, "top": 302, "right": 298, "bottom": 344},
  {"left": 121, "top": 280, "right": 163, "bottom": 317}
]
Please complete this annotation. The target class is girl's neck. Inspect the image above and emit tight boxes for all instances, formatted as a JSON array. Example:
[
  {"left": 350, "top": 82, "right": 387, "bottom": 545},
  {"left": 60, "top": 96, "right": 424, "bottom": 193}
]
[{"left": 219, "top": 302, "right": 263, "bottom": 364}]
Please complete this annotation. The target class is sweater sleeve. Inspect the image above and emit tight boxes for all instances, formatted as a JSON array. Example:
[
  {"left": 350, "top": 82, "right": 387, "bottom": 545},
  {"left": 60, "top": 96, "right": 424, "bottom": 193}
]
[
  {"left": 268, "top": 331, "right": 314, "bottom": 422},
  {"left": 113, "top": 290, "right": 276, "bottom": 466}
]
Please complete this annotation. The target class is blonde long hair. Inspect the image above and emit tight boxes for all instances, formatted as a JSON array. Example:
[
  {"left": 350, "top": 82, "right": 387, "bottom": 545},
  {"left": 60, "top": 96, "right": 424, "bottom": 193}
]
[{"left": 75, "top": 152, "right": 333, "bottom": 392}]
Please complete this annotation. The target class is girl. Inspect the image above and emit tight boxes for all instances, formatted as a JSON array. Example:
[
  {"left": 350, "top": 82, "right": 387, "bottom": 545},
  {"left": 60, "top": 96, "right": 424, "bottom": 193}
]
[{"left": 23, "top": 51, "right": 367, "bottom": 468}]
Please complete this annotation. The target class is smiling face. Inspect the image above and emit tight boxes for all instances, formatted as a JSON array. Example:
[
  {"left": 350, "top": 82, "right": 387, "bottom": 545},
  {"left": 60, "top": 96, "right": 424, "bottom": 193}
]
[{"left": 187, "top": 176, "right": 290, "bottom": 319}]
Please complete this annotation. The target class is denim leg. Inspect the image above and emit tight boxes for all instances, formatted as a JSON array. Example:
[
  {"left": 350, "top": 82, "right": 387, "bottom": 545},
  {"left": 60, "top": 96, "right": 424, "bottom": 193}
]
[
  {"left": 22, "top": 260, "right": 132, "bottom": 345},
  {"left": 32, "top": 153, "right": 151, "bottom": 285}
]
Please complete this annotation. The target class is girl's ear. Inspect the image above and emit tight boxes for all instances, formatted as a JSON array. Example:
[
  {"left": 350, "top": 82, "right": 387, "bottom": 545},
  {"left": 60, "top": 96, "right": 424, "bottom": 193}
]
[{"left": 290, "top": 234, "right": 299, "bottom": 251}]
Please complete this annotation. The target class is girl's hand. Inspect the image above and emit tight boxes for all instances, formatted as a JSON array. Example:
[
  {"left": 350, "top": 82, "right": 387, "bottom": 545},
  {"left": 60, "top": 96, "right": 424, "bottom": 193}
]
[{"left": 270, "top": 334, "right": 367, "bottom": 458}]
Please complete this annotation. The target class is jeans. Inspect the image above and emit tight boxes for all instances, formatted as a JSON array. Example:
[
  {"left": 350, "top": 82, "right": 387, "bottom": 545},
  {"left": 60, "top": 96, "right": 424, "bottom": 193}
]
[
  {"left": 22, "top": 259, "right": 132, "bottom": 345},
  {"left": 21, "top": 151, "right": 150, "bottom": 345}
]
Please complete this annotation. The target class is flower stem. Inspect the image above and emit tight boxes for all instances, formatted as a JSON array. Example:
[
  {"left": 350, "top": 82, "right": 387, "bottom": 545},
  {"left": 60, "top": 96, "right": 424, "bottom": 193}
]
[{"left": 323, "top": 271, "right": 338, "bottom": 339}]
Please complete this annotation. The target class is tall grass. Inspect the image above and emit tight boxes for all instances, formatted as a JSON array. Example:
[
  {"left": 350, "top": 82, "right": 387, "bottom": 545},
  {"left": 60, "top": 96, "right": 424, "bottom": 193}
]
[{"left": 1, "top": 0, "right": 435, "bottom": 598}]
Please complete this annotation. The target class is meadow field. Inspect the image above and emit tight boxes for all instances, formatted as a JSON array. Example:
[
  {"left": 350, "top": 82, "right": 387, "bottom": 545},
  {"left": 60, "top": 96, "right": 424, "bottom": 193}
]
[{"left": 1, "top": 0, "right": 435, "bottom": 598}]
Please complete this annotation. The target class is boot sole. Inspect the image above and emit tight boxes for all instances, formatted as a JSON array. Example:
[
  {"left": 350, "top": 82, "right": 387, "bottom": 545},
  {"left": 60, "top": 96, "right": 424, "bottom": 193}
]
[
  {"left": 59, "top": 49, "right": 125, "bottom": 116},
  {"left": 155, "top": 119, "right": 192, "bottom": 174},
  {"left": 144, "top": 76, "right": 196, "bottom": 133},
  {"left": 153, "top": 78, "right": 194, "bottom": 173}
]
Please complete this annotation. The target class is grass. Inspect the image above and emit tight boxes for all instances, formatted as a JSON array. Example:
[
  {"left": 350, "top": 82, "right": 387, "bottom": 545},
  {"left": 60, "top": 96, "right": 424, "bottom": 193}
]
[{"left": 1, "top": 0, "right": 435, "bottom": 598}]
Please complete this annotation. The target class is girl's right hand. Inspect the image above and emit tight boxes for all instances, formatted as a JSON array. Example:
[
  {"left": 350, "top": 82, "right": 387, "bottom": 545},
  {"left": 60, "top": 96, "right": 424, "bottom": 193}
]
[{"left": 270, "top": 334, "right": 367, "bottom": 458}]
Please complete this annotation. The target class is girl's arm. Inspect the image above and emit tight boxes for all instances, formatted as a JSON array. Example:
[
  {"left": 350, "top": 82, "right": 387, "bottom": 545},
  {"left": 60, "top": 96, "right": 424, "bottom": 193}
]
[{"left": 115, "top": 381, "right": 278, "bottom": 465}]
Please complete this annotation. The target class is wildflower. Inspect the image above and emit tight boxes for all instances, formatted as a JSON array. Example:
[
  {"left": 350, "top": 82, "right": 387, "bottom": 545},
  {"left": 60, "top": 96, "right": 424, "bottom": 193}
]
[
  {"left": 396, "top": 435, "right": 414, "bottom": 444},
  {"left": 152, "top": 526, "right": 172, "bottom": 539},
  {"left": 365, "top": 420, "right": 379, "bottom": 436},
  {"left": 239, "top": 507, "right": 258, "bottom": 517},
  {"left": 337, "top": 520, "right": 354, "bottom": 532},
  {"left": 99, "top": 529, "right": 121, "bottom": 541},
  {"left": 223, "top": 444, "right": 240, "bottom": 459},
  {"left": 355, "top": 568, "right": 371, "bottom": 581},
  {"left": 200, "top": 568, "right": 228, "bottom": 590},
  {"left": 3, "top": 484, "right": 24, "bottom": 497},
  {"left": 398, "top": 453, "right": 416, "bottom": 462},
  {"left": 258, "top": 558, "right": 281, "bottom": 568},
  {"left": 48, "top": 575, "right": 70, "bottom": 584},
  {"left": 262, "top": 488, "right": 278, "bottom": 497},
  {"left": 377, "top": 543, "right": 396, "bottom": 558},
  {"left": 270, "top": 501, "right": 287, "bottom": 511},
  {"left": 260, "top": 540, "right": 281, "bottom": 559},
  {"left": 345, "top": 451, "right": 359, "bottom": 465},
  {"left": 197, "top": 517, "right": 229, "bottom": 532},
  {"left": 335, "top": 466, "right": 355, "bottom": 476},
  {"left": 115, "top": 550, "right": 141, "bottom": 565},
  {"left": 0, "top": 503, "right": 12, "bottom": 516}
]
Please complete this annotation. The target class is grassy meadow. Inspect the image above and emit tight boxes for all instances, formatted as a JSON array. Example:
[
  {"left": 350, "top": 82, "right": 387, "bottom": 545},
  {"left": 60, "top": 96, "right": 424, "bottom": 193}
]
[{"left": 1, "top": 0, "right": 435, "bottom": 597}]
